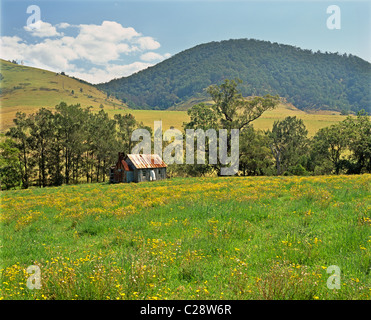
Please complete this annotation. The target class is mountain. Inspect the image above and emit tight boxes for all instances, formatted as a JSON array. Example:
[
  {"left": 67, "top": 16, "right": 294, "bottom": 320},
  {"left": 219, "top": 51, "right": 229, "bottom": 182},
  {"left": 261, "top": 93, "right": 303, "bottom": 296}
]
[
  {"left": 97, "top": 39, "right": 371, "bottom": 113},
  {"left": 0, "top": 59, "right": 127, "bottom": 131}
]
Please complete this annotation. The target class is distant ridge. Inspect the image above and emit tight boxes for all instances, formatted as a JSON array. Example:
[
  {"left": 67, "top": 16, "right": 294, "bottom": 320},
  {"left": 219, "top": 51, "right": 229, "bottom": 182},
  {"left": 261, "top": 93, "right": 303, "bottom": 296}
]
[{"left": 97, "top": 39, "right": 371, "bottom": 113}]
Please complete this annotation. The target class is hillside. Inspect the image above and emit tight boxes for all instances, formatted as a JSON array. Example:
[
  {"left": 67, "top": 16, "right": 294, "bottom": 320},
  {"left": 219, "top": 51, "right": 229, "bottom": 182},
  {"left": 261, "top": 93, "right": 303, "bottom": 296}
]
[
  {"left": 97, "top": 39, "right": 371, "bottom": 113},
  {"left": 0, "top": 59, "right": 127, "bottom": 131},
  {"left": 0, "top": 58, "right": 349, "bottom": 136}
]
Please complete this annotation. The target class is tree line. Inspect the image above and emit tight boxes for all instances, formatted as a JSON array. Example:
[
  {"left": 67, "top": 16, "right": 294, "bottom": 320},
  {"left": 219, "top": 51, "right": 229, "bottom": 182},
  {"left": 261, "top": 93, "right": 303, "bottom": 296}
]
[
  {"left": 169, "top": 79, "right": 371, "bottom": 178},
  {"left": 0, "top": 102, "right": 150, "bottom": 190},
  {"left": 1, "top": 79, "right": 370, "bottom": 190}
]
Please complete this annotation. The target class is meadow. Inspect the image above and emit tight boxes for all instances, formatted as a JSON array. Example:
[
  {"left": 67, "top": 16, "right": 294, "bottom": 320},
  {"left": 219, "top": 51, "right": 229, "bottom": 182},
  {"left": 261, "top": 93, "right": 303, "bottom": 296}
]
[{"left": 1, "top": 174, "right": 370, "bottom": 300}]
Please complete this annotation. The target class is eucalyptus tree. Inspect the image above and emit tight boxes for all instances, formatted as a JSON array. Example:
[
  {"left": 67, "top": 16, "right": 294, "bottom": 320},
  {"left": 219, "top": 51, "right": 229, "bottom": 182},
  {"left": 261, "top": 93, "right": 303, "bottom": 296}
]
[
  {"left": 269, "top": 116, "right": 309, "bottom": 175},
  {"left": 6, "top": 112, "right": 32, "bottom": 188}
]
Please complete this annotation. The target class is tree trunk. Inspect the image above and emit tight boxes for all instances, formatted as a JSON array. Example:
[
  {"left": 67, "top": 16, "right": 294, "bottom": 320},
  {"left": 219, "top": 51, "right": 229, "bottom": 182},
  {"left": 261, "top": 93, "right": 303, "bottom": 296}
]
[
  {"left": 270, "top": 144, "right": 281, "bottom": 175},
  {"left": 86, "top": 152, "right": 89, "bottom": 183},
  {"left": 22, "top": 141, "right": 29, "bottom": 189},
  {"left": 90, "top": 157, "right": 93, "bottom": 183},
  {"left": 75, "top": 157, "right": 79, "bottom": 184},
  {"left": 96, "top": 160, "right": 100, "bottom": 182},
  {"left": 38, "top": 155, "right": 42, "bottom": 188},
  {"left": 41, "top": 143, "right": 46, "bottom": 187},
  {"left": 65, "top": 148, "right": 69, "bottom": 184},
  {"left": 102, "top": 159, "right": 106, "bottom": 182}
]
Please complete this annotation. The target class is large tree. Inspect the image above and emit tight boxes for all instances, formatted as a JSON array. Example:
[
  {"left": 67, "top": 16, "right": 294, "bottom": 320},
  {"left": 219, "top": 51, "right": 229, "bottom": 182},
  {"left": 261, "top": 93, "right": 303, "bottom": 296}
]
[
  {"left": 55, "top": 102, "right": 87, "bottom": 184},
  {"left": 28, "top": 108, "right": 55, "bottom": 187},
  {"left": 114, "top": 113, "right": 138, "bottom": 155},
  {"left": 206, "top": 79, "right": 279, "bottom": 130},
  {"left": 183, "top": 79, "right": 279, "bottom": 175},
  {"left": 0, "top": 136, "right": 22, "bottom": 190},
  {"left": 343, "top": 110, "right": 371, "bottom": 173},
  {"left": 6, "top": 112, "right": 32, "bottom": 189},
  {"left": 239, "top": 127, "right": 273, "bottom": 176},
  {"left": 312, "top": 123, "right": 348, "bottom": 174},
  {"left": 90, "top": 110, "right": 117, "bottom": 182},
  {"left": 269, "top": 116, "right": 309, "bottom": 175}
]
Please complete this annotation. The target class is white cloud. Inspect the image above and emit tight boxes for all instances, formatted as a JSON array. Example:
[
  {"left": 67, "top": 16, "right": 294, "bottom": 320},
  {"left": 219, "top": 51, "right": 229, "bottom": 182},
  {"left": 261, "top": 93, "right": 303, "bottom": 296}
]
[
  {"left": 56, "top": 22, "right": 71, "bottom": 29},
  {"left": 136, "top": 36, "right": 161, "bottom": 51},
  {"left": 69, "top": 62, "right": 153, "bottom": 84},
  {"left": 140, "top": 52, "right": 171, "bottom": 62},
  {"left": 24, "top": 20, "right": 61, "bottom": 38},
  {"left": 0, "top": 36, "right": 27, "bottom": 61},
  {"left": 1, "top": 20, "right": 166, "bottom": 83},
  {"left": 78, "top": 21, "right": 140, "bottom": 42}
]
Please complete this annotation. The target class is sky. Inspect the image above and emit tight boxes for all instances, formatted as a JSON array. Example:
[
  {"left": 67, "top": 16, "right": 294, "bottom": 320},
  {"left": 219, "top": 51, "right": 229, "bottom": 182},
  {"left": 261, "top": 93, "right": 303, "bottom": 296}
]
[{"left": 0, "top": 0, "right": 370, "bottom": 84}]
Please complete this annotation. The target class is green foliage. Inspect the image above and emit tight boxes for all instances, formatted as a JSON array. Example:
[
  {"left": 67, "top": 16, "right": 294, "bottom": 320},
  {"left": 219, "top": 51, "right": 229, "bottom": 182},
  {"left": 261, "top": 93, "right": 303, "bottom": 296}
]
[
  {"left": 114, "top": 113, "right": 139, "bottom": 154},
  {"left": 288, "top": 164, "right": 309, "bottom": 176},
  {"left": 5, "top": 102, "right": 142, "bottom": 188},
  {"left": 4, "top": 98, "right": 371, "bottom": 188},
  {"left": 177, "top": 81, "right": 371, "bottom": 178},
  {"left": 269, "top": 116, "right": 309, "bottom": 175},
  {"left": 97, "top": 39, "right": 371, "bottom": 113},
  {"left": 239, "top": 126, "right": 273, "bottom": 176},
  {"left": 181, "top": 79, "right": 278, "bottom": 176},
  {"left": 5, "top": 112, "right": 32, "bottom": 188},
  {"left": 184, "top": 103, "right": 219, "bottom": 131},
  {"left": 0, "top": 136, "right": 22, "bottom": 190},
  {"left": 311, "top": 110, "right": 371, "bottom": 174},
  {"left": 312, "top": 123, "right": 348, "bottom": 174},
  {"left": 344, "top": 111, "right": 371, "bottom": 173},
  {"left": 206, "top": 79, "right": 279, "bottom": 130}
]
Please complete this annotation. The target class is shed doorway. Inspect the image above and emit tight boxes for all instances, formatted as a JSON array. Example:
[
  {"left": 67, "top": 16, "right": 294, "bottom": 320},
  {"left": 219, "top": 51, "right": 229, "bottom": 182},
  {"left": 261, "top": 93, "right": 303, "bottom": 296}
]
[{"left": 126, "top": 171, "right": 134, "bottom": 183}]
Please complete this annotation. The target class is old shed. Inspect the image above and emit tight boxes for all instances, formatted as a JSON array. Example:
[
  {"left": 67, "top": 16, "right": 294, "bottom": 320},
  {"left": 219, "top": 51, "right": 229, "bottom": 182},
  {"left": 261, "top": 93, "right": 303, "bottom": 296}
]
[{"left": 109, "top": 153, "right": 167, "bottom": 183}]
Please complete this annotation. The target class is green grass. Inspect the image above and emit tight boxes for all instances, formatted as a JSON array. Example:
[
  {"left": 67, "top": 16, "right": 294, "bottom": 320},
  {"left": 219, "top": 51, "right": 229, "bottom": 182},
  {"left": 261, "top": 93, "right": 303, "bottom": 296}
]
[{"left": 1, "top": 175, "right": 370, "bottom": 300}]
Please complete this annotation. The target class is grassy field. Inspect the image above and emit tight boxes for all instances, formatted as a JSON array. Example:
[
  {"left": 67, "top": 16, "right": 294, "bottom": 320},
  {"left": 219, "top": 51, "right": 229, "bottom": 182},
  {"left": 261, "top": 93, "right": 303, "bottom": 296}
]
[
  {"left": 1, "top": 175, "right": 370, "bottom": 300},
  {"left": 107, "top": 103, "right": 348, "bottom": 136}
]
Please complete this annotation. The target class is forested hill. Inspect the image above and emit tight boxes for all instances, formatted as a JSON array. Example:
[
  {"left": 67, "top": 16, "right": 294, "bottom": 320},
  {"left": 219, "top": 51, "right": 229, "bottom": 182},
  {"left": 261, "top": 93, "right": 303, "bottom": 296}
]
[{"left": 97, "top": 39, "right": 371, "bottom": 113}]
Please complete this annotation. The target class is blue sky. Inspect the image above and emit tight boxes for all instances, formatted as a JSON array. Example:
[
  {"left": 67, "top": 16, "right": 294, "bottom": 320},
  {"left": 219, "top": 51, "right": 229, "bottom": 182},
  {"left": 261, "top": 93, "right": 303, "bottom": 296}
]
[{"left": 1, "top": 0, "right": 370, "bottom": 83}]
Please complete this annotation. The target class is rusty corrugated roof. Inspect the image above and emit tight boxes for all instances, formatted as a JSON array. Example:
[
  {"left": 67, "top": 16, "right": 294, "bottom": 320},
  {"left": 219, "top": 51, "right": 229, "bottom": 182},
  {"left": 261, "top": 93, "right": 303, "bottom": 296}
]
[{"left": 126, "top": 154, "right": 167, "bottom": 169}]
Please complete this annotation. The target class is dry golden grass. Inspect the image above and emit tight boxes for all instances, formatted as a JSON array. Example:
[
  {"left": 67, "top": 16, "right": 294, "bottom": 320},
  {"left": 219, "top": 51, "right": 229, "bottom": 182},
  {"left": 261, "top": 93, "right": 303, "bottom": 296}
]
[
  {"left": 106, "top": 109, "right": 191, "bottom": 131},
  {"left": 251, "top": 103, "right": 349, "bottom": 137},
  {"left": 0, "top": 59, "right": 126, "bottom": 131},
  {"left": 112, "top": 103, "right": 349, "bottom": 137}
]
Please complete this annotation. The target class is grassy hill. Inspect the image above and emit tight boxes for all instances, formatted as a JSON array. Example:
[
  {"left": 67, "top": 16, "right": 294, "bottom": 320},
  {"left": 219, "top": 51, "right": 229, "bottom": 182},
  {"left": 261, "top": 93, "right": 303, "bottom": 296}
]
[
  {"left": 0, "top": 58, "right": 352, "bottom": 136},
  {"left": 1, "top": 175, "right": 370, "bottom": 300},
  {"left": 97, "top": 39, "right": 371, "bottom": 113},
  {"left": 0, "top": 59, "right": 127, "bottom": 131}
]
